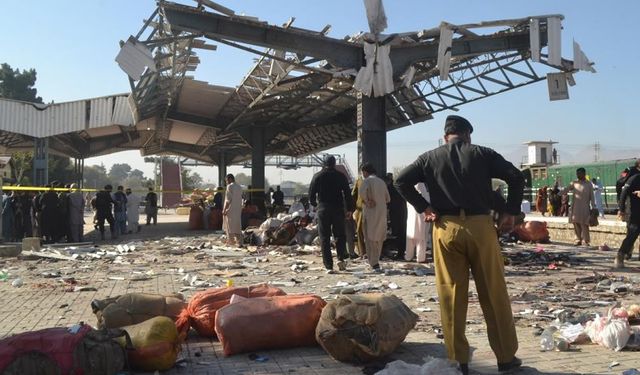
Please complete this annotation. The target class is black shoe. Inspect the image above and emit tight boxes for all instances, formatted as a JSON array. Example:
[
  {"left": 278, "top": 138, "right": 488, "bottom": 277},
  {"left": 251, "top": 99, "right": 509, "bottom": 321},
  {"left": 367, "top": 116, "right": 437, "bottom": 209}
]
[
  {"left": 498, "top": 357, "right": 522, "bottom": 372},
  {"left": 348, "top": 253, "right": 359, "bottom": 260},
  {"left": 460, "top": 363, "right": 469, "bottom": 375}
]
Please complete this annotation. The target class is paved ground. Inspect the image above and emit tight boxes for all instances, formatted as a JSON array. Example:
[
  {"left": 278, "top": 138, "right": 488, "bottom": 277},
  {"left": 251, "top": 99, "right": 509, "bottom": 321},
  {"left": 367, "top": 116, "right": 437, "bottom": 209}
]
[{"left": 1, "top": 212, "right": 639, "bottom": 374}]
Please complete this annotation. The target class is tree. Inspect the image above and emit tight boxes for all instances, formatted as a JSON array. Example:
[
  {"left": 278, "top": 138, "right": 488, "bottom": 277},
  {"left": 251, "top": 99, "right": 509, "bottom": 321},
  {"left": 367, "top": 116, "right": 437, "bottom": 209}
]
[
  {"left": 182, "top": 168, "right": 204, "bottom": 191},
  {"left": 0, "top": 63, "right": 43, "bottom": 103},
  {"left": 129, "top": 169, "right": 145, "bottom": 179},
  {"left": 83, "top": 164, "right": 110, "bottom": 189},
  {"left": 49, "top": 155, "right": 75, "bottom": 184},
  {"left": 1, "top": 63, "right": 43, "bottom": 183},
  {"left": 10, "top": 151, "right": 33, "bottom": 184},
  {"left": 108, "top": 163, "right": 132, "bottom": 183}
]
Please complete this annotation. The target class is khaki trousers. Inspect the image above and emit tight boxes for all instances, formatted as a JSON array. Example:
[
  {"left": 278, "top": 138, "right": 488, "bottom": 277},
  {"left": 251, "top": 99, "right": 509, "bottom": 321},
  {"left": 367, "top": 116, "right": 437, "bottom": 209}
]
[
  {"left": 365, "top": 239, "right": 382, "bottom": 268},
  {"left": 354, "top": 209, "right": 366, "bottom": 256},
  {"left": 573, "top": 222, "right": 590, "bottom": 244},
  {"left": 433, "top": 214, "right": 518, "bottom": 364}
]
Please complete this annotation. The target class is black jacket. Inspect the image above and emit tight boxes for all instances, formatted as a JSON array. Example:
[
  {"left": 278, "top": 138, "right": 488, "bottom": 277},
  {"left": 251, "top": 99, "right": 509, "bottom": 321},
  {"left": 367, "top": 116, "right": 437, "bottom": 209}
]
[
  {"left": 395, "top": 139, "right": 524, "bottom": 216},
  {"left": 619, "top": 173, "right": 640, "bottom": 224},
  {"left": 308, "top": 167, "right": 354, "bottom": 211}
]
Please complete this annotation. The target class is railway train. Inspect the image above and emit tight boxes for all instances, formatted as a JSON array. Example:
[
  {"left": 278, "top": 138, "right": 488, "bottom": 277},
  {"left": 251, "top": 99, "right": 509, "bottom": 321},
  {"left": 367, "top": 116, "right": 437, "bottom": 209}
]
[{"left": 520, "top": 158, "right": 637, "bottom": 212}]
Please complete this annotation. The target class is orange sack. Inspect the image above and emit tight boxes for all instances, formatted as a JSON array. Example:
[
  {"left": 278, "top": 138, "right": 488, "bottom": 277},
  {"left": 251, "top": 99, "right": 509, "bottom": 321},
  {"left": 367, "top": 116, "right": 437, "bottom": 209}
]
[
  {"left": 175, "top": 284, "right": 286, "bottom": 337},
  {"left": 188, "top": 206, "right": 204, "bottom": 230},
  {"left": 215, "top": 294, "right": 326, "bottom": 356}
]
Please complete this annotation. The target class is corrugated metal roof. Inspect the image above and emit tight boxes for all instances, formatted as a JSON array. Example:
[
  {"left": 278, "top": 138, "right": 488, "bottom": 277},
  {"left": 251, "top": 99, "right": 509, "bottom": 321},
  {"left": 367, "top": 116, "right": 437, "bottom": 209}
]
[
  {"left": 0, "top": 94, "right": 133, "bottom": 138},
  {"left": 115, "top": 36, "right": 156, "bottom": 81},
  {"left": 112, "top": 95, "right": 134, "bottom": 125}
]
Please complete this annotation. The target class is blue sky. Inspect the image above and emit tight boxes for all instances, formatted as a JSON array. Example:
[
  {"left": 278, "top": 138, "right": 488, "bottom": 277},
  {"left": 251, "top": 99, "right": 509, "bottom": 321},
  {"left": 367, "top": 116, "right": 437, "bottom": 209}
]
[{"left": 1, "top": 0, "right": 638, "bottom": 185}]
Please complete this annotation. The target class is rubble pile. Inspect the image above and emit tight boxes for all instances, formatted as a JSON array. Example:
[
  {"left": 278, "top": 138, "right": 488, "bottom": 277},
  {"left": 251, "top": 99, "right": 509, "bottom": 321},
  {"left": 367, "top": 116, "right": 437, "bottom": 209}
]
[{"left": 0, "top": 233, "right": 639, "bottom": 373}]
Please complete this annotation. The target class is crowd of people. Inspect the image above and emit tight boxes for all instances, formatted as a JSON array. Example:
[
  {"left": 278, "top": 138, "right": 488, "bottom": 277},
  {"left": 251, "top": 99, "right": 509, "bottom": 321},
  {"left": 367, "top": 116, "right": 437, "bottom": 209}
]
[
  {"left": 534, "top": 163, "right": 640, "bottom": 254},
  {"left": 535, "top": 176, "right": 606, "bottom": 219},
  {"left": 1, "top": 184, "right": 159, "bottom": 243},
  {"left": 91, "top": 185, "right": 158, "bottom": 240}
]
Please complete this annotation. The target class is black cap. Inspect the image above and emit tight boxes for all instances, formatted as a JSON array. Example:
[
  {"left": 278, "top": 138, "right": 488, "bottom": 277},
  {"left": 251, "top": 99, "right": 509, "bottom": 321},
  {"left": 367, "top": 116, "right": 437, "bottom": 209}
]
[
  {"left": 324, "top": 155, "right": 336, "bottom": 167},
  {"left": 444, "top": 115, "right": 473, "bottom": 135}
]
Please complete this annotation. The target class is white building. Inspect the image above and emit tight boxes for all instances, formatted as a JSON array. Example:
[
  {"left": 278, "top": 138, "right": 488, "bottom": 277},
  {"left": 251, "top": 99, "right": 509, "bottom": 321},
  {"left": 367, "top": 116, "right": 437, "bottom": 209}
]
[{"left": 521, "top": 140, "right": 558, "bottom": 167}]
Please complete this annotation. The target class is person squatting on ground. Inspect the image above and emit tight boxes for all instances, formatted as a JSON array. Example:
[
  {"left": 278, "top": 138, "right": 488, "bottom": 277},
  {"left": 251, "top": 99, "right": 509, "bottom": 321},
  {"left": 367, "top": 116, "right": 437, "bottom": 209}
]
[
  {"left": 395, "top": 115, "right": 523, "bottom": 374},
  {"left": 95, "top": 185, "right": 116, "bottom": 240},
  {"left": 358, "top": 163, "right": 390, "bottom": 271},
  {"left": 567, "top": 167, "right": 595, "bottom": 247},
  {"left": 222, "top": 174, "right": 243, "bottom": 247},
  {"left": 308, "top": 155, "right": 354, "bottom": 274},
  {"left": 615, "top": 159, "right": 640, "bottom": 268},
  {"left": 145, "top": 187, "right": 158, "bottom": 225}
]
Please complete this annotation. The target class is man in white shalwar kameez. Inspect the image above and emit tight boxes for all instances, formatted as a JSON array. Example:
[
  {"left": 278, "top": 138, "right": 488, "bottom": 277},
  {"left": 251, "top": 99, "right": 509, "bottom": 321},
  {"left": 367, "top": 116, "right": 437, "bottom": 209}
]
[
  {"left": 359, "top": 163, "right": 390, "bottom": 270},
  {"left": 125, "top": 188, "right": 141, "bottom": 233},
  {"left": 405, "top": 183, "right": 432, "bottom": 263},
  {"left": 223, "top": 174, "right": 244, "bottom": 247}
]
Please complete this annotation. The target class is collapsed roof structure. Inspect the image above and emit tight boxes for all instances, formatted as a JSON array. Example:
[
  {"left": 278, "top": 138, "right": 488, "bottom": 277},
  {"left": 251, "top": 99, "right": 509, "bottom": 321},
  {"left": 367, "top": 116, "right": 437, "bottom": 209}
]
[{"left": 0, "top": 0, "right": 593, "bottom": 190}]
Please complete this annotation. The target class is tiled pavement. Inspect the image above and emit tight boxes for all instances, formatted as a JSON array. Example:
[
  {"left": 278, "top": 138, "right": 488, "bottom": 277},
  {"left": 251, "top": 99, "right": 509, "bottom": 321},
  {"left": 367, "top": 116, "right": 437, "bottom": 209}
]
[{"left": 1, "top": 214, "right": 639, "bottom": 374}]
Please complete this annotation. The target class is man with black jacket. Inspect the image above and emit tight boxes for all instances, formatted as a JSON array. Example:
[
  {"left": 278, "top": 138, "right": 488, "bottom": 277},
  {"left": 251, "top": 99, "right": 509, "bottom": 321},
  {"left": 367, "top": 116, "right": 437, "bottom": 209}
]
[
  {"left": 95, "top": 185, "right": 116, "bottom": 240},
  {"left": 395, "top": 115, "right": 523, "bottom": 374},
  {"left": 615, "top": 159, "right": 640, "bottom": 268},
  {"left": 308, "top": 156, "right": 354, "bottom": 273}
]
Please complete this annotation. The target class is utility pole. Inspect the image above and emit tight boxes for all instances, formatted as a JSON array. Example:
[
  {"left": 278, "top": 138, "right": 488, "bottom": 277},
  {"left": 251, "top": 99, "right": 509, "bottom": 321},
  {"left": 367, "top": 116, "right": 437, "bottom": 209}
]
[{"left": 594, "top": 142, "right": 600, "bottom": 162}]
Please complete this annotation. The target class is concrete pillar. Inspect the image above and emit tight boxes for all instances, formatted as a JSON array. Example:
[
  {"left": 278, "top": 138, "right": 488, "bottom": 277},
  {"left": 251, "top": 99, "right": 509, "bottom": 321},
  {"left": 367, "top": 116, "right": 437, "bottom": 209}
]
[
  {"left": 73, "top": 157, "right": 84, "bottom": 188},
  {"left": 217, "top": 152, "right": 227, "bottom": 188},
  {"left": 250, "top": 128, "right": 266, "bottom": 214},
  {"left": 357, "top": 93, "right": 387, "bottom": 176},
  {"left": 33, "top": 138, "right": 49, "bottom": 186}
]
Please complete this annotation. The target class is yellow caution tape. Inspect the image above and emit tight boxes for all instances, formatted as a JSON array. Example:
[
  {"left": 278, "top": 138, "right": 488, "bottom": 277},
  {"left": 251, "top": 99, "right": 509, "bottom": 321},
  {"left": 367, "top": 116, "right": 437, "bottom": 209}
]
[{"left": 0, "top": 186, "right": 266, "bottom": 194}]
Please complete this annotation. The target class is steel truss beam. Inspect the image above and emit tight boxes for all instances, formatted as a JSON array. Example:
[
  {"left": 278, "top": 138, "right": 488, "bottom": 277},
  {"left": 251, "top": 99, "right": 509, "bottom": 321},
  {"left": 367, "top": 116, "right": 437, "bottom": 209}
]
[
  {"left": 162, "top": 2, "right": 544, "bottom": 76},
  {"left": 397, "top": 52, "right": 546, "bottom": 114}
]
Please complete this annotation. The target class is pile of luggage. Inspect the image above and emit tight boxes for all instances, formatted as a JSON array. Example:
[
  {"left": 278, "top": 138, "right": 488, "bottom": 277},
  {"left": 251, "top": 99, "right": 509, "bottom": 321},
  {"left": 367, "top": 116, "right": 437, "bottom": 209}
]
[{"left": 0, "top": 284, "right": 418, "bottom": 374}]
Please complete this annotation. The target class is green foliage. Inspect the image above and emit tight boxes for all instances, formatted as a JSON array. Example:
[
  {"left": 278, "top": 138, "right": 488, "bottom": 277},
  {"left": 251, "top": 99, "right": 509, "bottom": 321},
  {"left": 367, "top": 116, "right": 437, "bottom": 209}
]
[
  {"left": 84, "top": 163, "right": 153, "bottom": 190},
  {"left": 10, "top": 151, "right": 33, "bottom": 184},
  {"left": 48, "top": 155, "right": 75, "bottom": 184},
  {"left": 83, "top": 164, "right": 110, "bottom": 189},
  {"left": 0, "top": 63, "right": 43, "bottom": 103},
  {"left": 181, "top": 168, "right": 203, "bottom": 191},
  {"left": 108, "top": 163, "right": 132, "bottom": 182}
]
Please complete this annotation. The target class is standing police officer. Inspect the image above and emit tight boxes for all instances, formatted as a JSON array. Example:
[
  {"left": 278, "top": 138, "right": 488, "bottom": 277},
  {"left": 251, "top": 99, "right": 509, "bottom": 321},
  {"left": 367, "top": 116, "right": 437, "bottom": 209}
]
[{"left": 395, "top": 115, "right": 524, "bottom": 374}]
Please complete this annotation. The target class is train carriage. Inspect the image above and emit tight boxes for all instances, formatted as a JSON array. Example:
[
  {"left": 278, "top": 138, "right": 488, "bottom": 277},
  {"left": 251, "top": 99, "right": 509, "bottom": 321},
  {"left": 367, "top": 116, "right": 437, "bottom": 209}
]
[{"left": 521, "top": 158, "right": 636, "bottom": 212}]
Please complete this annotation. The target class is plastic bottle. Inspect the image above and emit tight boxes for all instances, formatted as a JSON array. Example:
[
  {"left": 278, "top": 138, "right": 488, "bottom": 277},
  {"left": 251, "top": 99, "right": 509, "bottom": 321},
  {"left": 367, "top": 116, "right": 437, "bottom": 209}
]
[{"left": 540, "top": 326, "right": 558, "bottom": 351}]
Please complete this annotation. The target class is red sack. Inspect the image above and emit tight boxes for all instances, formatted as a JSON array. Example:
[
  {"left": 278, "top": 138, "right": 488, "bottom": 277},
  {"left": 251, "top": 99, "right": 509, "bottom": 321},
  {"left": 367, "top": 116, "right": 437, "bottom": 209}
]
[
  {"left": 513, "top": 221, "right": 550, "bottom": 243},
  {"left": 209, "top": 208, "right": 223, "bottom": 230},
  {"left": 175, "top": 284, "right": 286, "bottom": 337},
  {"left": 188, "top": 206, "right": 204, "bottom": 230},
  {"left": 0, "top": 324, "right": 126, "bottom": 375},
  {"left": 215, "top": 295, "right": 326, "bottom": 355}
]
